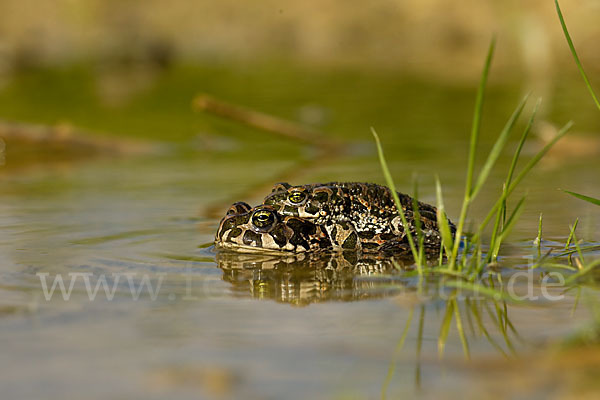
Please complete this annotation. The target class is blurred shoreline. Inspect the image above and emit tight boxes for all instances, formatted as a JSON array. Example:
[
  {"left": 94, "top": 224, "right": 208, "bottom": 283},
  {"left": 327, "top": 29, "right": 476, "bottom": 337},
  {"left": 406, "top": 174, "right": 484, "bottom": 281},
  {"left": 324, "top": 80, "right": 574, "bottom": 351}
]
[{"left": 0, "top": 0, "right": 599, "bottom": 85}]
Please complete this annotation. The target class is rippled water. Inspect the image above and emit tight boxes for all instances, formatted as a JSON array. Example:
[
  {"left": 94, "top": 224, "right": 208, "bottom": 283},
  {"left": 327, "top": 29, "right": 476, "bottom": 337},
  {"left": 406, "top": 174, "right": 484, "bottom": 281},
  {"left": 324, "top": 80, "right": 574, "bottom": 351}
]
[{"left": 1, "top": 141, "right": 599, "bottom": 399}]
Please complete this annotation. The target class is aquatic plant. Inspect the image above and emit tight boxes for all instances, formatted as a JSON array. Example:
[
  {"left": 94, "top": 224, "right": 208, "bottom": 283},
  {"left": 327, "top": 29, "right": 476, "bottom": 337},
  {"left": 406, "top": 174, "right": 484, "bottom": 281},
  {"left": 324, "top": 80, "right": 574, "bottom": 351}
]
[
  {"left": 372, "top": 31, "right": 589, "bottom": 375},
  {"left": 373, "top": 37, "right": 571, "bottom": 278},
  {"left": 554, "top": 0, "right": 600, "bottom": 208},
  {"left": 555, "top": 0, "right": 600, "bottom": 111},
  {"left": 561, "top": 190, "right": 600, "bottom": 207},
  {"left": 377, "top": 8, "right": 600, "bottom": 388}
]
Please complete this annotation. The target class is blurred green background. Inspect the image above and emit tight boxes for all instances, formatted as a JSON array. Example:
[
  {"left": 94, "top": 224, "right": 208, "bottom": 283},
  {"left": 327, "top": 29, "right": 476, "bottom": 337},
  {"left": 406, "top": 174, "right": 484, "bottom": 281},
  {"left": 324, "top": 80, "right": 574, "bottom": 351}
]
[{"left": 0, "top": 0, "right": 599, "bottom": 148}]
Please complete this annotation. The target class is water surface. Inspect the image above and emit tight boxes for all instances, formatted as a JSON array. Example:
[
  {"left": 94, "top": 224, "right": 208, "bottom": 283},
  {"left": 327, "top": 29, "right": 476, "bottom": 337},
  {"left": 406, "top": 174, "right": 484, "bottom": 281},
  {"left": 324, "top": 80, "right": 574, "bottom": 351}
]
[{"left": 1, "top": 65, "right": 600, "bottom": 399}]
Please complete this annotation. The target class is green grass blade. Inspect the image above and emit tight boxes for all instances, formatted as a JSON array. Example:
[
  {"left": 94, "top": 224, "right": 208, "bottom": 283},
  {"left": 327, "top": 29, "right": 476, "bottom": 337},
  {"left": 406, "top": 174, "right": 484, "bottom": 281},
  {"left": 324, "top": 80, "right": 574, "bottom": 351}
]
[
  {"left": 435, "top": 176, "right": 455, "bottom": 258},
  {"left": 561, "top": 189, "right": 600, "bottom": 206},
  {"left": 412, "top": 176, "right": 425, "bottom": 267},
  {"left": 487, "top": 99, "right": 541, "bottom": 259},
  {"left": 381, "top": 307, "right": 414, "bottom": 400},
  {"left": 565, "top": 218, "right": 579, "bottom": 250},
  {"left": 535, "top": 212, "right": 543, "bottom": 258},
  {"left": 415, "top": 305, "right": 425, "bottom": 388},
  {"left": 372, "top": 128, "right": 420, "bottom": 263},
  {"left": 483, "top": 300, "right": 499, "bottom": 325},
  {"left": 531, "top": 248, "right": 556, "bottom": 269},
  {"left": 444, "top": 280, "right": 523, "bottom": 303},
  {"left": 466, "top": 37, "right": 496, "bottom": 199},
  {"left": 486, "top": 300, "right": 517, "bottom": 355},
  {"left": 492, "top": 195, "right": 526, "bottom": 258},
  {"left": 555, "top": 0, "right": 600, "bottom": 110},
  {"left": 571, "top": 231, "right": 585, "bottom": 265},
  {"left": 564, "top": 258, "right": 600, "bottom": 285},
  {"left": 471, "top": 93, "right": 530, "bottom": 200},
  {"left": 487, "top": 183, "right": 507, "bottom": 264},
  {"left": 534, "top": 262, "right": 577, "bottom": 272},
  {"left": 470, "top": 300, "right": 508, "bottom": 357},
  {"left": 438, "top": 297, "right": 455, "bottom": 359},
  {"left": 507, "top": 98, "right": 541, "bottom": 187},
  {"left": 471, "top": 240, "right": 484, "bottom": 275},
  {"left": 452, "top": 299, "right": 470, "bottom": 360},
  {"left": 450, "top": 37, "right": 496, "bottom": 269},
  {"left": 503, "top": 307, "right": 521, "bottom": 340},
  {"left": 438, "top": 240, "right": 444, "bottom": 267},
  {"left": 494, "top": 301, "right": 511, "bottom": 350},
  {"left": 502, "top": 302, "right": 509, "bottom": 333},
  {"left": 555, "top": 244, "right": 600, "bottom": 258},
  {"left": 434, "top": 268, "right": 472, "bottom": 279},
  {"left": 475, "top": 121, "right": 573, "bottom": 236},
  {"left": 464, "top": 298, "right": 477, "bottom": 337}
]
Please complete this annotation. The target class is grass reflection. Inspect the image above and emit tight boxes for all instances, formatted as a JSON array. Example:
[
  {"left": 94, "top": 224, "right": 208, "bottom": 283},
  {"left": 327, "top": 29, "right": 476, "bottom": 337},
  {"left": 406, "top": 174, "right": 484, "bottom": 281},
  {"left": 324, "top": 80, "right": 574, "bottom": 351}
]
[{"left": 380, "top": 291, "right": 523, "bottom": 399}]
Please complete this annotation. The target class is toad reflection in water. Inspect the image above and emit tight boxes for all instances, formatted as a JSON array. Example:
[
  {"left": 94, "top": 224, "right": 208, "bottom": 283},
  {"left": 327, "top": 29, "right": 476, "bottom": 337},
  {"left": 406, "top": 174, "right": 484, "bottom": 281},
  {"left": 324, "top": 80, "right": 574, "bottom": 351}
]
[{"left": 216, "top": 251, "right": 416, "bottom": 305}]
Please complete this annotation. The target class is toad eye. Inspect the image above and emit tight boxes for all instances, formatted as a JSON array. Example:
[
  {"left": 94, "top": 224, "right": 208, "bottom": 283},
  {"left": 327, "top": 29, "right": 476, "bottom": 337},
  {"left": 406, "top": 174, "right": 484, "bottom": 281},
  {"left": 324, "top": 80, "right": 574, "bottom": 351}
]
[
  {"left": 251, "top": 209, "right": 276, "bottom": 230},
  {"left": 288, "top": 191, "right": 307, "bottom": 204}
]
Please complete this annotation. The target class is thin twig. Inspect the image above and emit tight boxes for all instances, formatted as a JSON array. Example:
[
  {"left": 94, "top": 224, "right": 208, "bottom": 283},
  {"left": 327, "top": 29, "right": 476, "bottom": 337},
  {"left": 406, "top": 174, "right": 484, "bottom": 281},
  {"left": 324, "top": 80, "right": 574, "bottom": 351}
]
[
  {"left": 0, "top": 119, "right": 155, "bottom": 155},
  {"left": 193, "top": 93, "right": 332, "bottom": 147},
  {"left": 195, "top": 94, "right": 345, "bottom": 218}
]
